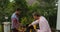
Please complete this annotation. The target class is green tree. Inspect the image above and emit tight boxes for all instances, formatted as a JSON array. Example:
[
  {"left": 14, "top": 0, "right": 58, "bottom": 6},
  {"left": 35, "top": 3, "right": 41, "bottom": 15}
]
[{"left": 0, "top": 0, "right": 9, "bottom": 22}]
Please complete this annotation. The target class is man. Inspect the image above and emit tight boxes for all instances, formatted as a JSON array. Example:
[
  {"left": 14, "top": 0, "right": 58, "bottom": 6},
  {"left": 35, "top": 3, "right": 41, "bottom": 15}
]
[
  {"left": 29, "top": 12, "right": 51, "bottom": 32},
  {"left": 11, "top": 8, "right": 21, "bottom": 32}
]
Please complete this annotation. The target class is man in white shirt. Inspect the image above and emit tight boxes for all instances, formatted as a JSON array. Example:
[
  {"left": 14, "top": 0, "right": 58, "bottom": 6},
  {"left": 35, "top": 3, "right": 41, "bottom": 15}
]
[{"left": 29, "top": 12, "right": 51, "bottom": 32}]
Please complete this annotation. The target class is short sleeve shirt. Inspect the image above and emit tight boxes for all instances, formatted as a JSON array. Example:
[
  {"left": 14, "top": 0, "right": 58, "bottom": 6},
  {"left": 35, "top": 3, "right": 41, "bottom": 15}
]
[{"left": 11, "top": 13, "right": 19, "bottom": 29}]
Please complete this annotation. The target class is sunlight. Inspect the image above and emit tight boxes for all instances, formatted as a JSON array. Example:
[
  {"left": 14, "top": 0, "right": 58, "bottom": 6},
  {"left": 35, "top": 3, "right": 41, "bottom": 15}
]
[{"left": 10, "top": 0, "right": 14, "bottom": 2}]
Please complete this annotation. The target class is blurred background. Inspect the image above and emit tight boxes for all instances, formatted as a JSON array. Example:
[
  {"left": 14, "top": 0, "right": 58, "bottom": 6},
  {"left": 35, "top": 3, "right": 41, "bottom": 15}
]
[{"left": 0, "top": 0, "right": 58, "bottom": 32}]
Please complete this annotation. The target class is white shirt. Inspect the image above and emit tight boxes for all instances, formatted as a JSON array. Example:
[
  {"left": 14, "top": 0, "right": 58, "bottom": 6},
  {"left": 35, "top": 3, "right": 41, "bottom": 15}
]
[
  {"left": 31, "top": 16, "right": 51, "bottom": 32},
  {"left": 11, "top": 13, "right": 19, "bottom": 29}
]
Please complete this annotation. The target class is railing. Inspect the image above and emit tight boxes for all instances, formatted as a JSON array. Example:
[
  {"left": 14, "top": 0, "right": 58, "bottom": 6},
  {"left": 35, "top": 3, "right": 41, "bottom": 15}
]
[
  {"left": 51, "top": 28, "right": 60, "bottom": 32},
  {"left": 0, "top": 22, "right": 60, "bottom": 32}
]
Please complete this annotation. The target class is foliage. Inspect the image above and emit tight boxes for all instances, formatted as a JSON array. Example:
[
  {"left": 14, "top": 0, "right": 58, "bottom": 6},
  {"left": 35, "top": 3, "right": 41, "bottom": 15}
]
[
  {"left": 0, "top": 0, "right": 10, "bottom": 22},
  {"left": 0, "top": 0, "right": 58, "bottom": 29}
]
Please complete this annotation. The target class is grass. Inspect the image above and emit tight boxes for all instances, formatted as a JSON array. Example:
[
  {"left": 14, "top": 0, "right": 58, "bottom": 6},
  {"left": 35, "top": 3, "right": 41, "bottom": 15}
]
[{"left": 0, "top": 25, "right": 2, "bottom": 32}]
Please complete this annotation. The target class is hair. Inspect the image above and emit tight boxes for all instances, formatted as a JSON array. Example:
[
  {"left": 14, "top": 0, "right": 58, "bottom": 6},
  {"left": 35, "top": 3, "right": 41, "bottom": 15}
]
[
  {"left": 16, "top": 8, "right": 22, "bottom": 11},
  {"left": 32, "top": 12, "right": 41, "bottom": 17}
]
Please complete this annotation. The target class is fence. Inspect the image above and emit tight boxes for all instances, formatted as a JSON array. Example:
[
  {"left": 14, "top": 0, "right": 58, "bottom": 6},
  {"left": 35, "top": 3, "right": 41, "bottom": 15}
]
[{"left": 0, "top": 22, "right": 60, "bottom": 32}]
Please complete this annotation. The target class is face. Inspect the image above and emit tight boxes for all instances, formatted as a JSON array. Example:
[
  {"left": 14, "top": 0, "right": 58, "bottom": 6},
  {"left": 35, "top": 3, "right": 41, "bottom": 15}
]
[
  {"left": 33, "top": 16, "right": 38, "bottom": 20},
  {"left": 16, "top": 11, "right": 21, "bottom": 16}
]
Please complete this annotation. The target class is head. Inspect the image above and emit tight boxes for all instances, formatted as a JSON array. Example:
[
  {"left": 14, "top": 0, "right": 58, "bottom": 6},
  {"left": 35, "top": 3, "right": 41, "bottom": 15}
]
[
  {"left": 15, "top": 8, "right": 21, "bottom": 16},
  {"left": 32, "top": 12, "right": 41, "bottom": 20}
]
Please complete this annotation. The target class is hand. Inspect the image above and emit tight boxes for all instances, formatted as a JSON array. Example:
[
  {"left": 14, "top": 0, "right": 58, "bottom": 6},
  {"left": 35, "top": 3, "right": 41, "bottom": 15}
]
[{"left": 28, "top": 24, "right": 32, "bottom": 27}]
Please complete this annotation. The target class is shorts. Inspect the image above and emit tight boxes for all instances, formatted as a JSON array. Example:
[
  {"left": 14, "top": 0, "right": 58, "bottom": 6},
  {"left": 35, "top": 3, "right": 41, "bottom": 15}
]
[{"left": 12, "top": 28, "right": 19, "bottom": 32}]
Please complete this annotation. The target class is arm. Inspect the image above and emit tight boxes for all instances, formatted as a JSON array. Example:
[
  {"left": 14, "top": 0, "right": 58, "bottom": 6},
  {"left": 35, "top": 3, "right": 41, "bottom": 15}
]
[
  {"left": 12, "top": 18, "right": 19, "bottom": 29},
  {"left": 31, "top": 20, "right": 39, "bottom": 25},
  {"left": 29, "top": 20, "right": 39, "bottom": 26}
]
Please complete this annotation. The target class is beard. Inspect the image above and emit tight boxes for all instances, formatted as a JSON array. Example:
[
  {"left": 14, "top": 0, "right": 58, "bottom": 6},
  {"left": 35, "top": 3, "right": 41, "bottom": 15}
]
[{"left": 16, "top": 13, "right": 20, "bottom": 17}]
